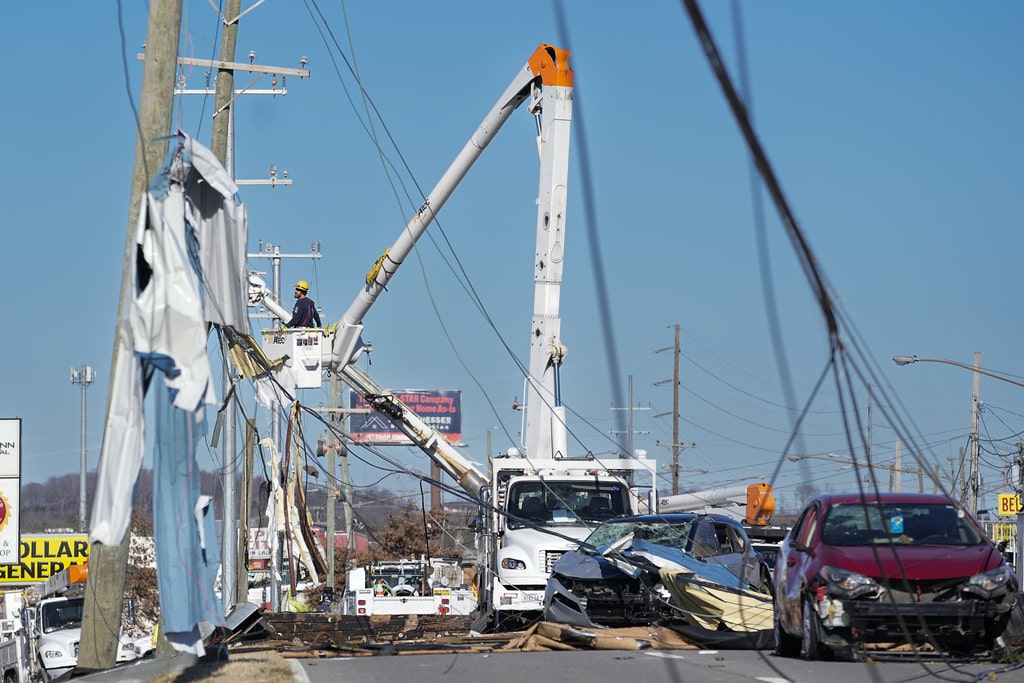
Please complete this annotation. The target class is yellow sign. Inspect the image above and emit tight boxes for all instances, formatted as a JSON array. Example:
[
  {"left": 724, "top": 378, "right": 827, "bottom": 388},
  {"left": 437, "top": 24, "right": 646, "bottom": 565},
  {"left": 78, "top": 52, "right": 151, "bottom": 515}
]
[
  {"left": 996, "top": 493, "right": 1022, "bottom": 517},
  {"left": 0, "top": 534, "right": 90, "bottom": 584},
  {"left": 991, "top": 523, "right": 1016, "bottom": 542}
]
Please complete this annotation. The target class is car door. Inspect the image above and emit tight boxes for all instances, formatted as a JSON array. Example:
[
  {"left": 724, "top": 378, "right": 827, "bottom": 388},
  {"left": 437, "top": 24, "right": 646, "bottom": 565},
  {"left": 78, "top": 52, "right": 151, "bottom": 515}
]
[
  {"left": 690, "top": 519, "right": 747, "bottom": 581},
  {"left": 778, "top": 500, "right": 820, "bottom": 632}
]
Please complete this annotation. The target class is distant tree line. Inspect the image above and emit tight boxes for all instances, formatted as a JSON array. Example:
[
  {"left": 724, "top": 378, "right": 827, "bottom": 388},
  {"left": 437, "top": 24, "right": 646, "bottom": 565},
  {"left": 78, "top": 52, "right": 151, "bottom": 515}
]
[{"left": 19, "top": 470, "right": 412, "bottom": 536}]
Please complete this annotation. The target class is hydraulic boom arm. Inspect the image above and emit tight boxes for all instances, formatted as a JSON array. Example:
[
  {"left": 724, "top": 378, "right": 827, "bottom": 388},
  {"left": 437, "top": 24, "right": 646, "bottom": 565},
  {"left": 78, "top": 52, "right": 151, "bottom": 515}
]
[
  {"left": 251, "top": 45, "right": 574, "bottom": 503},
  {"left": 328, "top": 44, "right": 574, "bottom": 388}
]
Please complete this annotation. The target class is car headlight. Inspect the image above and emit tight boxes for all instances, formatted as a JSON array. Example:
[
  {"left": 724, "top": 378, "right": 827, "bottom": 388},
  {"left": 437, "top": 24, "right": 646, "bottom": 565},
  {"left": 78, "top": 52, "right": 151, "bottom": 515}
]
[
  {"left": 964, "top": 565, "right": 1011, "bottom": 599},
  {"left": 820, "top": 565, "right": 879, "bottom": 599},
  {"left": 501, "top": 558, "right": 527, "bottom": 570}
]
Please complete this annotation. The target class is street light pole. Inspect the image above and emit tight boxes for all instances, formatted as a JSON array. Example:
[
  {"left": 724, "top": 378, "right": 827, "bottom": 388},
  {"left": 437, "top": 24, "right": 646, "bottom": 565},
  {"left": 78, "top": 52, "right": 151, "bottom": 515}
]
[
  {"left": 70, "top": 365, "right": 94, "bottom": 532},
  {"left": 892, "top": 354, "right": 1024, "bottom": 389},
  {"left": 787, "top": 453, "right": 922, "bottom": 492},
  {"left": 893, "top": 352, "right": 1024, "bottom": 571},
  {"left": 892, "top": 352, "right": 1017, "bottom": 516}
]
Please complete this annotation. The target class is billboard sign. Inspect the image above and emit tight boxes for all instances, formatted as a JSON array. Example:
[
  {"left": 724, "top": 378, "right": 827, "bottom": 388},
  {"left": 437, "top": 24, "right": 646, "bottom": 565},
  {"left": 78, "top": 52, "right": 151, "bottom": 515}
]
[
  {"left": 0, "top": 419, "right": 21, "bottom": 565},
  {"left": 348, "top": 390, "right": 462, "bottom": 445}
]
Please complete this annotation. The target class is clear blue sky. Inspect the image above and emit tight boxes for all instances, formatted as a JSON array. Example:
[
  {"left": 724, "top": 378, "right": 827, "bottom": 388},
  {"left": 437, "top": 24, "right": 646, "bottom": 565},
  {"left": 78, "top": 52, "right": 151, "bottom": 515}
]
[{"left": 2, "top": 2, "right": 1022, "bottom": 516}]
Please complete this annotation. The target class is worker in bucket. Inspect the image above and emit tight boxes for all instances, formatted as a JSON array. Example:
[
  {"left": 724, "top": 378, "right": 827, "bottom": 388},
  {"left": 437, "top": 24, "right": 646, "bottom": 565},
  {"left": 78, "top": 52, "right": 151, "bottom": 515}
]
[{"left": 286, "top": 280, "right": 322, "bottom": 328}]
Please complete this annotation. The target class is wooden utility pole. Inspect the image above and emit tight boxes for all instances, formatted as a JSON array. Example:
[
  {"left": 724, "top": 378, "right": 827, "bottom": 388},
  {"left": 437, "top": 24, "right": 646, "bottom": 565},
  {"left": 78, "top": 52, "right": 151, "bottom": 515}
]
[
  {"left": 209, "top": 0, "right": 242, "bottom": 617},
  {"left": 671, "top": 325, "right": 680, "bottom": 495},
  {"left": 210, "top": 0, "right": 240, "bottom": 164},
  {"left": 236, "top": 419, "right": 256, "bottom": 604},
  {"left": 655, "top": 325, "right": 692, "bottom": 495},
  {"left": 78, "top": 0, "right": 183, "bottom": 673},
  {"left": 327, "top": 375, "right": 342, "bottom": 592},
  {"left": 969, "top": 352, "right": 981, "bottom": 516}
]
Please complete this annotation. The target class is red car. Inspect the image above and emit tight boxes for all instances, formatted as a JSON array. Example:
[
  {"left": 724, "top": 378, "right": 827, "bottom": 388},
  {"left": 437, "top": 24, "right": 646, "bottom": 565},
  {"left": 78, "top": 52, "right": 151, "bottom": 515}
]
[{"left": 774, "top": 492, "right": 1018, "bottom": 661}]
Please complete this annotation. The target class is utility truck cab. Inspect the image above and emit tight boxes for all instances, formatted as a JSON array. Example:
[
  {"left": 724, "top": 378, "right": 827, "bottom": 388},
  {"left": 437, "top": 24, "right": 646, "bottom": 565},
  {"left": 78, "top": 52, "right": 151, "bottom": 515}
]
[
  {"left": 490, "top": 457, "right": 656, "bottom": 619},
  {"left": 37, "top": 595, "right": 84, "bottom": 679}
]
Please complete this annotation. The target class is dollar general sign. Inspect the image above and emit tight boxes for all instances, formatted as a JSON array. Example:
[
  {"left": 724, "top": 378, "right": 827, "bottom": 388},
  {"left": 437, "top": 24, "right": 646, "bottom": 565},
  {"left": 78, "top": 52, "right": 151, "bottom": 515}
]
[{"left": 0, "top": 535, "right": 89, "bottom": 583}]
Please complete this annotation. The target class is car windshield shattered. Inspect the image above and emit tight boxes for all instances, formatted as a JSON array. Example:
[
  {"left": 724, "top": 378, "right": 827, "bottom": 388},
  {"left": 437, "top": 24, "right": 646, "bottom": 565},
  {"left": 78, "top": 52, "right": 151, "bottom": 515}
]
[
  {"left": 821, "top": 502, "right": 986, "bottom": 547},
  {"left": 582, "top": 519, "right": 695, "bottom": 554}
]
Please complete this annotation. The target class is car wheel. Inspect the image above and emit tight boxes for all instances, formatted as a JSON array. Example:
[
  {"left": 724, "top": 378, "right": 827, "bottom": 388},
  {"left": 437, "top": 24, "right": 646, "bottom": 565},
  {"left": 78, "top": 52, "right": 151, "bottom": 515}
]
[
  {"left": 774, "top": 602, "right": 800, "bottom": 657},
  {"left": 801, "top": 595, "right": 829, "bottom": 660}
]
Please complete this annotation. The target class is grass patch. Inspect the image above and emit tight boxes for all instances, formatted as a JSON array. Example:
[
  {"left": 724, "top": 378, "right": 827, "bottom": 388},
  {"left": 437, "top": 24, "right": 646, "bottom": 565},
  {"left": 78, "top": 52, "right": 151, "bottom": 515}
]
[{"left": 148, "top": 646, "right": 293, "bottom": 683}]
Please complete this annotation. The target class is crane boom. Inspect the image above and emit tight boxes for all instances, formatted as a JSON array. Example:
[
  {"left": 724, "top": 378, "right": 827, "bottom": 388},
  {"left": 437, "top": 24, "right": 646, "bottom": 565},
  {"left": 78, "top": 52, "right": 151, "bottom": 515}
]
[
  {"left": 252, "top": 45, "right": 575, "bottom": 501},
  {"left": 339, "top": 363, "right": 488, "bottom": 496},
  {"left": 328, "top": 45, "right": 574, "bottom": 384}
]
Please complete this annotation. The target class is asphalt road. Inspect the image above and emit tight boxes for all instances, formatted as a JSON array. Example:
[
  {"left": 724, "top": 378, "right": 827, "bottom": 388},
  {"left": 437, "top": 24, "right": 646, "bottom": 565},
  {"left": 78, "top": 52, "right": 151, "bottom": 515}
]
[{"left": 289, "top": 648, "right": 1024, "bottom": 683}]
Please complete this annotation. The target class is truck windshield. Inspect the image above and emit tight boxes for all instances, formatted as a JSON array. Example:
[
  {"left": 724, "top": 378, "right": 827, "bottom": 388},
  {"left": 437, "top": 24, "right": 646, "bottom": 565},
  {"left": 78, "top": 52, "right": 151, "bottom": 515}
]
[
  {"left": 42, "top": 598, "right": 84, "bottom": 633},
  {"left": 506, "top": 481, "right": 629, "bottom": 528}
]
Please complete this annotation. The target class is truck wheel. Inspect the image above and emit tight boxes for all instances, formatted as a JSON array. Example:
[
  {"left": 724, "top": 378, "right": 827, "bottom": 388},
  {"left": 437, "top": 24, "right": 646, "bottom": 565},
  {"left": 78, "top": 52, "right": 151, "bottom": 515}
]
[{"left": 470, "top": 605, "right": 495, "bottom": 634}]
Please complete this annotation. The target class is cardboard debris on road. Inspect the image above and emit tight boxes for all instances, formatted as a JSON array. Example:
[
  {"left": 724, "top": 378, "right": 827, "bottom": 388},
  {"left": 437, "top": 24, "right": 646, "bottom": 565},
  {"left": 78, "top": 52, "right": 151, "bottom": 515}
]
[
  {"left": 260, "top": 612, "right": 701, "bottom": 657},
  {"left": 507, "top": 621, "right": 698, "bottom": 652}
]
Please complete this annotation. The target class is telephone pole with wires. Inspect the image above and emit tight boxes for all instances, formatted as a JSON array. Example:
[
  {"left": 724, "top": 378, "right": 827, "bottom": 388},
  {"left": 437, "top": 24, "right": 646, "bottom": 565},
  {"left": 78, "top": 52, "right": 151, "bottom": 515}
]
[
  {"left": 186, "top": 0, "right": 307, "bottom": 614},
  {"left": 80, "top": 0, "right": 183, "bottom": 671},
  {"left": 655, "top": 324, "right": 694, "bottom": 495},
  {"left": 610, "top": 375, "right": 651, "bottom": 459}
]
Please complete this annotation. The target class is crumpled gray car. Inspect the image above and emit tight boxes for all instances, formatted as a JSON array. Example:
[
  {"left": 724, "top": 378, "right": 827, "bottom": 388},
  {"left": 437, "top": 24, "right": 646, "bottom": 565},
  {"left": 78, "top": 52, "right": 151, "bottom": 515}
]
[{"left": 544, "top": 512, "right": 771, "bottom": 629}]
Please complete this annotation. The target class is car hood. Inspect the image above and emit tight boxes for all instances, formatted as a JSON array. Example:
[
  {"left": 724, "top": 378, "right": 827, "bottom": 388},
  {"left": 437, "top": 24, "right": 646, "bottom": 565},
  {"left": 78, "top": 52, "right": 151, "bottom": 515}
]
[{"left": 819, "top": 543, "right": 1003, "bottom": 581}]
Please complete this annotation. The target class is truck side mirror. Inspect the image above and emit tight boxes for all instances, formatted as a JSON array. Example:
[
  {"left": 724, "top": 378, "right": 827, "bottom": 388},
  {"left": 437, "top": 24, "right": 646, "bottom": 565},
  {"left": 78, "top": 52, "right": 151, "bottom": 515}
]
[{"left": 126, "top": 597, "right": 137, "bottom": 626}]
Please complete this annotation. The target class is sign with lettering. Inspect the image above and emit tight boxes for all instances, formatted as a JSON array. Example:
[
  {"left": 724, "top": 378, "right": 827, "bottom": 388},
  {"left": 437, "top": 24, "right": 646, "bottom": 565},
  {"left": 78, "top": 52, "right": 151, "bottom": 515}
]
[
  {"left": 0, "top": 419, "right": 21, "bottom": 564},
  {"left": 248, "top": 527, "right": 271, "bottom": 560},
  {"left": 348, "top": 390, "right": 463, "bottom": 445},
  {"left": 0, "top": 534, "right": 90, "bottom": 583},
  {"left": 996, "top": 492, "right": 1022, "bottom": 517}
]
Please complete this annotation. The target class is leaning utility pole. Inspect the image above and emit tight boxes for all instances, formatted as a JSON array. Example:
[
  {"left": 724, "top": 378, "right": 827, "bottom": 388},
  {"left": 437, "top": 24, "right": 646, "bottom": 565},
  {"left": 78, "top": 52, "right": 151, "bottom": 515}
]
[{"left": 78, "top": 0, "right": 183, "bottom": 673}]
